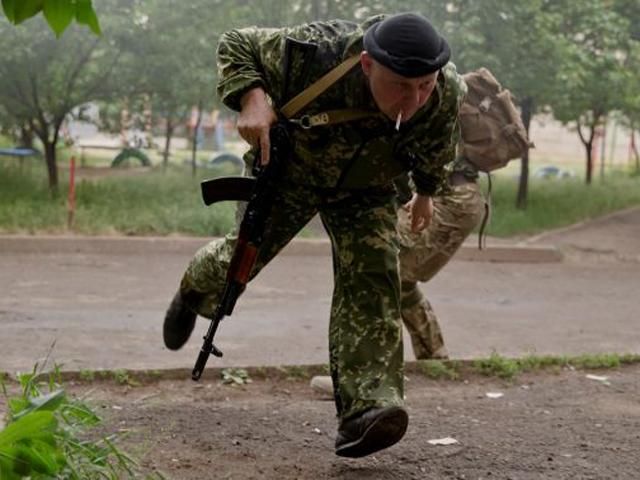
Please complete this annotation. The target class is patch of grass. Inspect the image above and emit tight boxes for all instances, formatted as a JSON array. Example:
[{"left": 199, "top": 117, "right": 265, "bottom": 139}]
[
  {"left": 470, "top": 352, "right": 640, "bottom": 381},
  {"left": 569, "top": 353, "right": 621, "bottom": 369},
  {"left": 473, "top": 352, "right": 522, "bottom": 379},
  {"left": 518, "top": 354, "right": 568, "bottom": 372},
  {"left": 481, "top": 171, "right": 640, "bottom": 237},
  {"left": 0, "top": 163, "right": 236, "bottom": 236},
  {"left": 417, "top": 360, "right": 459, "bottom": 380},
  {"left": 78, "top": 369, "right": 95, "bottom": 382},
  {"left": 0, "top": 363, "right": 162, "bottom": 479},
  {"left": 112, "top": 369, "right": 139, "bottom": 387},
  {"left": 2, "top": 161, "right": 639, "bottom": 238},
  {"left": 619, "top": 353, "right": 640, "bottom": 364}
]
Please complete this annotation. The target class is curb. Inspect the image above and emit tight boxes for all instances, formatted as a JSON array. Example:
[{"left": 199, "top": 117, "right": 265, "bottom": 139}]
[
  {"left": 0, "top": 234, "right": 561, "bottom": 263},
  {"left": 456, "top": 244, "right": 563, "bottom": 263},
  {"left": 521, "top": 205, "right": 640, "bottom": 245},
  {"left": 4, "top": 354, "right": 639, "bottom": 385},
  {"left": 0, "top": 234, "right": 330, "bottom": 256}
]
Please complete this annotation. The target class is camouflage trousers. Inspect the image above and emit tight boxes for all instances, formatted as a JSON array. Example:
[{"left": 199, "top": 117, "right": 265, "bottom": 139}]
[
  {"left": 180, "top": 181, "right": 404, "bottom": 421},
  {"left": 397, "top": 181, "right": 485, "bottom": 359}
]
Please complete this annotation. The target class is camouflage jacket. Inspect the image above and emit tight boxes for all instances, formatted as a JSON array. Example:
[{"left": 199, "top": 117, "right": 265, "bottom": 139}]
[{"left": 216, "top": 16, "right": 466, "bottom": 196}]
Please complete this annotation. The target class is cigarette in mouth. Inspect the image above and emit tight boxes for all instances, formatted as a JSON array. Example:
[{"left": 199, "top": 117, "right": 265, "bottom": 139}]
[{"left": 395, "top": 111, "right": 402, "bottom": 131}]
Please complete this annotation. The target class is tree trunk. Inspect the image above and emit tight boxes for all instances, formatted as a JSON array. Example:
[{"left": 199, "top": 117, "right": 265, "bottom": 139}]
[
  {"left": 120, "top": 97, "right": 130, "bottom": 148},
  {"left": 516, "top": 97, "right": 534, "bottom": 210},
  {"left": 576, "top": 117, "right": 599, "bottom": 185},
  {"left": 19, "top": 124, "right": 34, "bottom": 149},
  {"left": 585, "top": 136, "right": 595, "bottom": 184},
  {"left": 162, "top": 118, "right": 174, "bottom": 171},
  {"left": 143, "top": 94, "right": 153, "bottom": 149},
  {"left": 43, "top": 141, "right": 59, "bottom": 192},
  {"left": 191, "top": 100, "right": 204, "bottom": 178},
  {"left": 599, "top": 120, "right": 607, "bottom": 181},
  {"left": 631, "top": 127, "right": 640, "bottom": 173},
  {"left": 33, "top": 120, "right": 61, "bottom": 192}
]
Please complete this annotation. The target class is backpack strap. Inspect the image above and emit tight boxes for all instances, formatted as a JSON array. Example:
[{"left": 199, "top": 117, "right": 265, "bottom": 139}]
[{"left": 477, "top": 172, "right": 492, "bottom": 250}]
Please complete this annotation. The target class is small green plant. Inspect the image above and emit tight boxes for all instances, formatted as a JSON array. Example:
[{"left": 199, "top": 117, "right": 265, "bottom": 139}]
[
  {"left": 0, "top": 363, "right": 154, "bottom": 479},
  {"left": 112, "top": 369, "right": 140, "bottom": 387},
  {"left": 469, "top": 353, "right": 640, "bottom": 381},
  {"left": 619, "top": 353, "right": 640, "bottom": 364},
  {"left": 569, "top": 353, "right": 621, "bottom": 369},
  {"left": 518, "top": 354, "right": 568, "bottom": 372},
  {"left": 221, "top": 368, "right": 252, "bottom": 385},
  {"left": 78, "top": 369, "right": 95, "bottom": 381},
  {"left": 418, "top": 360, "right": 459, "bottom": 380},
  {"left": 473, "top": 352, "right": 521, "bottom": 379}
]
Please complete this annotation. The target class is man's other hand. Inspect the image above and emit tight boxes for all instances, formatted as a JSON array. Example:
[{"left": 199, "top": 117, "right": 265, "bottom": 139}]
[{"left": 403, "top": 193, "right": 433, "bottom": 233}]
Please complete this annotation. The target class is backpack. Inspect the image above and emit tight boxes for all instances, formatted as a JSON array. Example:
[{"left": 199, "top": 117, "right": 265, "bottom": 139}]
[{"left": 459, "top": 68, "right": 531, "bottom": 172}]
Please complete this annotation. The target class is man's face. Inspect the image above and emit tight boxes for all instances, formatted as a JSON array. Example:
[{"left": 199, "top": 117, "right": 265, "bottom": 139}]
[{"left": 361, "top": 52, "right": 438, "bottom": 123}]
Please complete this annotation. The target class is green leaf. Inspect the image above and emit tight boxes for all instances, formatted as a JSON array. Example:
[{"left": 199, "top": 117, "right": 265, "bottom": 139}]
[
  {"left": 28, "top": 389, "right": 65, "bottom": 412},
  {"left": 13, "top": 390, "right": 65, "bottom": 420},
  {"left": 43, "top": 0, "right": 74, "bottom": 37},
  {"left": 61, "top": 402, "right": 101, "bottom": 427},
  {"left": 13, "top": 442, "right": 59, "bottom": 475},
  {"left": 8, "top": 398, "right": 29, "bottom": 416},
  {"left": 13, "top": 0, "right": 44, "bottom": 23},
  {"left": 0, "top": 411, "right": 56, "bottom": 446},
  {"left": 1, "top": 0, "right": 16, "bottom": 23},
  {"left": 74, "top": 0, "right": 101, "bottom": 35}
]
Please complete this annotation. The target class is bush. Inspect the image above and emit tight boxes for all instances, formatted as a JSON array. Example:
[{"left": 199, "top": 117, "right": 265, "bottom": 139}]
[{"left": 0, "top": 364, "right": 162, "bottom": 479}]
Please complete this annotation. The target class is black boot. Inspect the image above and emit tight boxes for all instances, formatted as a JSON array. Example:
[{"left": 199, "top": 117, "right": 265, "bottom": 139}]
[
  {"left": 335, "top": 406, "right": 408, "bottom": 458},
  {"left": 163, "top": 290, "right": 199, "bottom": 350}
]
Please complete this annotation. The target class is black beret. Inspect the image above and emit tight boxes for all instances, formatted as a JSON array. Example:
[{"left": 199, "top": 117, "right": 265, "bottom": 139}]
[{"left": 363, "top": 13, "right": 450, "bottom": 78}]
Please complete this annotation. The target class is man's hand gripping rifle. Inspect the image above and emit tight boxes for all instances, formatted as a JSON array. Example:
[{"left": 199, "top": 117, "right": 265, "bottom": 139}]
[{"left": 192, "top": 123, "right": 290, "bottom": 381}]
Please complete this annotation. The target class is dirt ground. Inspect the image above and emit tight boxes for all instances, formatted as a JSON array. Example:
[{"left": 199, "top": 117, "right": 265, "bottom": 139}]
[
  {"left": 1, "top": 208, "right": 639, "bottom": 479},
  {"left": 58, "top": 363, "right": 640, "bottom": 480}
]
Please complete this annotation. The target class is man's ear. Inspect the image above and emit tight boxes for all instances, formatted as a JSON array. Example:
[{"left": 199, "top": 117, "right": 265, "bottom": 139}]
[{"left": 360, "top": 51, "right": 373, "bottom": 77}]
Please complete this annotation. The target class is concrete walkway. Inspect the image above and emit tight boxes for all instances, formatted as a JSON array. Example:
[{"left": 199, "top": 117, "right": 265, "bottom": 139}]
[{"left": 1, "top": 208, "right": 638, "bottom": 374}]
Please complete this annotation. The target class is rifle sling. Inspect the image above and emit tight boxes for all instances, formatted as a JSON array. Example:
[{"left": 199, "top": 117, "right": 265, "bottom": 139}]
[{"left": 280, "top": 54, "right": 379, "bottom": 127}]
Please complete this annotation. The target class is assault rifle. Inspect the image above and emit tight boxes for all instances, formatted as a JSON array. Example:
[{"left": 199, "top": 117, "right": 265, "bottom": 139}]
[{"left": 192, "top": 123, "right": 290, "bottom": 381}]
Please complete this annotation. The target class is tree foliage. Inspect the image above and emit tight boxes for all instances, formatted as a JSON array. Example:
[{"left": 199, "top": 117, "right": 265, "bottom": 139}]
[
  {"left": 0, "top": 1, "right": 135, "bottom": 189},
  {"left": 1, "top": 0, "right": 100, "bottom": 36},
  {"left": 1, "top": 0, "right": 639, "bottom": 195},
  {"left": 548, "top": 0, "right": 632, "bottom": 183}
]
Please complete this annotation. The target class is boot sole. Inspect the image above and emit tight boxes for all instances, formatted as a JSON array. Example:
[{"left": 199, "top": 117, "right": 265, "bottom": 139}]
[
  {"left": 163, "top": 293, "right": 197, "bottom": 350},
  {"left": 335, "top": 407, "right": 408, "bottom": 458}
]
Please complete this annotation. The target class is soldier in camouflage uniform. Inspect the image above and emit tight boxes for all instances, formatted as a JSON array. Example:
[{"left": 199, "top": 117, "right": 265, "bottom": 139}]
[
  {"left": 163, "top": 12, "right": 466, "bottom": 458},
  {"left": 397, "top": 156, "right": 485, "bottom": 359}
]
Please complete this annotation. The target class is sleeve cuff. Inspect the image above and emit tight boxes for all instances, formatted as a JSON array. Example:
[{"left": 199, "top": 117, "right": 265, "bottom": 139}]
[
  {"left": 410, "top": 170, "right": 440, "bottom": 196},
  {"left": 220, "top": 78, "right": 266, "bottom": 112}
]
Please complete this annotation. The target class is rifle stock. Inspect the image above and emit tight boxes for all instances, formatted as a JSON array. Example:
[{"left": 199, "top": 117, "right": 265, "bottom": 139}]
[{"left": 192, "top": 123, "right": 290, "bottom": 381}]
